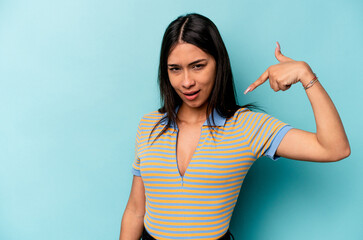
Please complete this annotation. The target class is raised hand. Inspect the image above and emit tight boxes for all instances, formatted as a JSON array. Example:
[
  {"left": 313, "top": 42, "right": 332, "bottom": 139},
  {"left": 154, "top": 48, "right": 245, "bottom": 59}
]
[{"left": 244, "top": 42, "right": 315, "bottom": 94}]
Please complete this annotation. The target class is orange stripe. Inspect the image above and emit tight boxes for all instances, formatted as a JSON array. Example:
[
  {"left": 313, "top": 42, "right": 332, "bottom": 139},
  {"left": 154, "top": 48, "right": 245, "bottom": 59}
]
[
  {"left": 145, "top": 215, "right": 230, "bottom": 237},
  {"left": 146, "top": 206, "right": 233, "bottom": 221},
  {"left": 146, "top": 189, "right": 240, "bottom": 199},
  {"left": 147, "top": 204, "right": 234, "bottom": 215},
  {"left": 144, "top": 213, "right": 231, "bottom": 227},
  {"left": 147, "top": 199, "right": 237, "bottom": 210},
  {"left": 145, "top": 184, "right": 241, "bottom": 194}
]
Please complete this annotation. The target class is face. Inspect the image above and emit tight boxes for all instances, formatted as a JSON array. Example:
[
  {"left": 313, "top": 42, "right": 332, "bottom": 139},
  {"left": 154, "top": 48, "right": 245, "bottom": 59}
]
[{"left": 167, "top": 43, "right": 216, "bottom": 111}]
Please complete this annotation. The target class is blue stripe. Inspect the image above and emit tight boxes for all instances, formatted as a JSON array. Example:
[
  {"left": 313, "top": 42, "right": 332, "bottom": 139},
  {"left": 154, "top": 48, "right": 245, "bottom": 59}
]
[
  {"left": 133, "top": 107, "right": 291, "bottom": 238},
  {"left": 146, "top": 197, "right": 237, "bottom": 207}
]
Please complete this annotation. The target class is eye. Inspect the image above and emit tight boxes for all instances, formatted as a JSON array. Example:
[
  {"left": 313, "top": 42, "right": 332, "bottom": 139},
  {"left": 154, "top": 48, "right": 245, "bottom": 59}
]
[
  {"left": 193, "top": 64, "right": 205, "bottom": 70},
  {"left": 168, "top": 67, "right": 181, "bottom": 72}
]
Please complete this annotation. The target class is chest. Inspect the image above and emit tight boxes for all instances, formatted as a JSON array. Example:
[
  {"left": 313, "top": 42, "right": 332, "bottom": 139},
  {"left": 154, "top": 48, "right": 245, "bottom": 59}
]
[
  {"left": 176, "top": 124, "right": 202, "bottom": 177},
  {"left": 139, "top": 124, "right": 255, "bottom": 191}
]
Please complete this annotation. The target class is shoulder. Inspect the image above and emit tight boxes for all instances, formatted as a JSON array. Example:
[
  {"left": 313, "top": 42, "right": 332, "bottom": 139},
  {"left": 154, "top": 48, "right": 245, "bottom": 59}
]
[
  {"left": 227, "top": 107, "right": 254, "bottom": 123},
  {"left": 228, "top": 107, "right": 280, "bottom": 127},
  {"left": 141, "top": 110, "right": 164, "bottom": 121},
  {"left": 137, "top": 110, "right": 165, "bottom": 130}
]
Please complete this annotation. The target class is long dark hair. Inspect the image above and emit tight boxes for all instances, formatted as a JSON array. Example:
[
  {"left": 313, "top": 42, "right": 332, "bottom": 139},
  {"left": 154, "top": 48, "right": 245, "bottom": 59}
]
[{"left": 150, "top": 13, "right": 259, "bottom": 142}]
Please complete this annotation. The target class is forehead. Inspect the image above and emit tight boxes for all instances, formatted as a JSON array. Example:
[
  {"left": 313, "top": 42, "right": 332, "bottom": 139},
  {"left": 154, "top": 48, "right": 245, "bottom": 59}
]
[{"left": 167, "top": 43, "right": 210, "bottom": 63}]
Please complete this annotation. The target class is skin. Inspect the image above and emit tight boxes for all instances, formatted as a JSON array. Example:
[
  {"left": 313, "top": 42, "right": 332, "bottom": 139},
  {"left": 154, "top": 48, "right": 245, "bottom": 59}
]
[
  {"left": 245, "top": 42, "right": 350, "bottom": 162},
  {"left": 120, "top": 43, "right": 217, "bottom": 239},
  {"left": 167, "top": 42, "right": 217, "bottom": 122},
  {"left": 119, "top": 41, "right": 351, "bottom": 239},
  {"left": 119, "top": 176, "right": 145, "bottom": 240},
  {"left": 167, "top": 42, "right": 217, "bottom": 176}
]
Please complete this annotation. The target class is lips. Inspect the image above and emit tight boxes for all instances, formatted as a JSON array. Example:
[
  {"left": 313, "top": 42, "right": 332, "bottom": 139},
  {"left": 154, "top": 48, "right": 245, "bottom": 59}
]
[
  {"left": 183, "top": 90, "right": 200, "bottom": 101},
  {"left": 183, "top": 90, "right": 200, "bottom": 96}
]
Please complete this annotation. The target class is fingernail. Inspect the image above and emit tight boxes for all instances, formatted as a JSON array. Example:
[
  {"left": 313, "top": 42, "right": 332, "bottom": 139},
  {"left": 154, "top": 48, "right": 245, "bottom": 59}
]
[{"left": 244, "top": 87, "right": 251, "bottom": 95}]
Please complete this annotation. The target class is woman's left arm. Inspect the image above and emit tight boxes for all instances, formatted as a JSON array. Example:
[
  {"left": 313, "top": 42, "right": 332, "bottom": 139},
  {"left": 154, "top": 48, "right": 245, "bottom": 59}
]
[{"left": 244, "top": 42, "right": 350, "bottom": 162}]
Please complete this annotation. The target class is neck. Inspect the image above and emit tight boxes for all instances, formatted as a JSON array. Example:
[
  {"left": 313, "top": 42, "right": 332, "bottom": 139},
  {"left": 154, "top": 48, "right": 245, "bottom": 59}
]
[{"left": 177, "top": 103, "right": 209, "bottom": 124}]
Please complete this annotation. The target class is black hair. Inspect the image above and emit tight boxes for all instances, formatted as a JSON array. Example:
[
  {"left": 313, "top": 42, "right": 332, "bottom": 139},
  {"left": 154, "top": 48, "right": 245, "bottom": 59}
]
[{"left": 150, "top": 13, "right": 259, "bottom": 142}]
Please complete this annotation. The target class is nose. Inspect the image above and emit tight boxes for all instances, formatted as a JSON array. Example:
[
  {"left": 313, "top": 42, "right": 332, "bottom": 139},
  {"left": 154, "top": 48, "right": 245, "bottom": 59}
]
[{"left": 181, "top": 71, "right": 195, "bottom": 89}]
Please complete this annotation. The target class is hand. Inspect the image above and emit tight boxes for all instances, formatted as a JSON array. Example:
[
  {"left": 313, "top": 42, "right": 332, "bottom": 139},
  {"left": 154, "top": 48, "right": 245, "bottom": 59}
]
[{"left": 244, "top": 42, "right": 315, "bottom": 94}]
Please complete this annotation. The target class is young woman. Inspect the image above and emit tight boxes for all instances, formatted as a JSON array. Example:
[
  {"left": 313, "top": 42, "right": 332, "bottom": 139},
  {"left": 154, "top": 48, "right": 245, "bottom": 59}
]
[{"left": 119, "top": 13, "right": 350, "bottom": 240}]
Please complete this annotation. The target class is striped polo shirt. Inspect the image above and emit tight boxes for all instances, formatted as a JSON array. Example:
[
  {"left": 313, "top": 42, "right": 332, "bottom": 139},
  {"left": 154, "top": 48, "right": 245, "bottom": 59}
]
[{"left": 132, "top": 107, "right": 293, "bottom": 240}]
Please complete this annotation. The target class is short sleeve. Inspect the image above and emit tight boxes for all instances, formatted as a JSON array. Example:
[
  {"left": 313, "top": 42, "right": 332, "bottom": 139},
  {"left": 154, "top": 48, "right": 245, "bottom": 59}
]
[
  {"left": 242, "top": 110, "right": 293, "bottom": 161},
  {"left": 131, "top": 120, "right": 142, "bottom": 176},
  {"left": 264, "top": 125, "right": 293, "bottom": 160}
]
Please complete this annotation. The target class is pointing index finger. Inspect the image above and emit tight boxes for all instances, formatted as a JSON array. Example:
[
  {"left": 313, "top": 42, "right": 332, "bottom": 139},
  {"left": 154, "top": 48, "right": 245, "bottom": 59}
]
[{"left": 244, "top": 70, "right": 269, "bottom": 94}]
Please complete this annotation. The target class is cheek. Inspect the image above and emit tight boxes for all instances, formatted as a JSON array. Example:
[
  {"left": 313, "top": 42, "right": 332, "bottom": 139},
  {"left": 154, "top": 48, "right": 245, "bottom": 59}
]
[
  {"left": 168, "top": 77, "right": 182, "bottom": 96},
  {"left": 203, "top": 63, "right": 216, "bottom": 85},
  {"left": 203, "top": 70, "right": 216, "bottom": 88},
  {"left": 168, "top": 75, "right": 177, "bottom": 88}
]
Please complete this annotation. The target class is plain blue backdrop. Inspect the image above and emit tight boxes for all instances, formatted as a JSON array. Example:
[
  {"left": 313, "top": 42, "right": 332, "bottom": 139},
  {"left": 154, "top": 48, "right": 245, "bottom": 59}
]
[{"left": 0, "top": 0, "right": 362, "bottom": 239}]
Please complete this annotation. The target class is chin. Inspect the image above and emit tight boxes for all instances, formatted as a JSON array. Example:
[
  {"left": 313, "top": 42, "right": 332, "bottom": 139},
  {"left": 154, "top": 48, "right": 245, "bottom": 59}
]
[{"left": 184, "top": 101, "right": 207, "bottom": 109}]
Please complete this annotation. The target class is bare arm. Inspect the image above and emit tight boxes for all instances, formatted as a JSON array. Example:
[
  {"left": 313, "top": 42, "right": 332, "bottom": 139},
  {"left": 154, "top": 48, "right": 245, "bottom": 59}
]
[
  {"left": 245, "top": 42, "right": 350, "bottom": 162},
  {"left": 276, "top": 67, "right": 350, "bottom": 162},
  {"left": 119, "top": 175, "right": 145, "bottom": 240}
]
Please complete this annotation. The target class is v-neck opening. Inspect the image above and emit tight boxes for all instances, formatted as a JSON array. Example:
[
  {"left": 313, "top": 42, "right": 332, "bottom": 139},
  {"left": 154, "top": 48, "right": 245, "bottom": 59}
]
[{"left": 175, "top": 126, "right": 205, "bottom": 179}]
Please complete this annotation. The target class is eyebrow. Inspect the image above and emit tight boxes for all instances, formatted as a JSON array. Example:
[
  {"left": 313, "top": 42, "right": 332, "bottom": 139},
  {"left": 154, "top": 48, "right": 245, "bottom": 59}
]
[{"left": 167, "top": 59, "right": 207, "bottom": 67}]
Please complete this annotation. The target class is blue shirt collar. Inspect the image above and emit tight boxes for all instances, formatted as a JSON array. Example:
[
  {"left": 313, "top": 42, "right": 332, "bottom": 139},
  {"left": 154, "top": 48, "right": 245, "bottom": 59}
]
[{"left": 160, "top": 106, "right": 226, "bottom": 127}]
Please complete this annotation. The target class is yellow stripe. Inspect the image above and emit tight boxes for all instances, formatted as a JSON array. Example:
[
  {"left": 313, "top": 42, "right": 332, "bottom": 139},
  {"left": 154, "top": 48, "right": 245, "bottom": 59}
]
[
  {"left": 186, "top": 172, "right": 244, "bottom": 179},
  {"left": 197, "top": 145, "right": 250, "bottom": 153},
  {"left": 146, "top": 206, "right": 234, "bottom": 221},
  {"left": 144, "top": 183, "right": 182, "bottom": 188},
  {"left": 139, "top": 152, "right": 174, "bottom": 158},
  {"left": 145, "top": 215, "right": 230, "bottom": 237},
  {"left": 188, "top": 158, "right": 254, "bottom": 163},
  {"left": 141, "top": 158, "right": 174, "bottom": 163},
  {"left": 187, "top": 167, "right": 250, "bottom": 174},
  {"left": 143, "top": 178, "right": 180, "bottom": 182},
  {"left": 144, "top": 213, "right": 231, "bottom": 228},
  {"left": 146, "top": 189, "right": 239, "bottom": 199},
  {"left": 144, "top": 177, "right": 244, "bottom": 185},
  {"left": 133, "top": 108, "right": 290, "bottom": 239},
  {"left": 145, "top": 184, "right": 241, "bottom": 194},
  {"left": 147, "top": 204, "right": 234, "bottom": 215},
  {"left": 182, "top": 181, "right": 243, "bottom": 189},
  {"left": 142, "top": 162, "right": 175, "bottom": 167},
  {"left": 179, "top": 176, "right": 245, "bottom": 184},
  {"left": 147, "top": 199, "right": 237, "bottom": 210},
  {"left": 142, "top": 173, "right": 180, "bottom": 177},
  {"left": 190, "top": 162, "right": 252, "bottom": 168}
]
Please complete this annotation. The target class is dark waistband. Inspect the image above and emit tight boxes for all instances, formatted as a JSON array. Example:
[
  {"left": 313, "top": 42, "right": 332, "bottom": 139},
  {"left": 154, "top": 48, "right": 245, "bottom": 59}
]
[{"left": 141, "top": 226, "right": 234, "bottom": 240}]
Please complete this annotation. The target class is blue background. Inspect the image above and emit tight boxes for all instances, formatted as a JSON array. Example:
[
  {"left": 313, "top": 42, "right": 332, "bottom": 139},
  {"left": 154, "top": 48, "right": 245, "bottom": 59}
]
[{"left": 0, "top": 0, "right": 362, "bottom": 239}]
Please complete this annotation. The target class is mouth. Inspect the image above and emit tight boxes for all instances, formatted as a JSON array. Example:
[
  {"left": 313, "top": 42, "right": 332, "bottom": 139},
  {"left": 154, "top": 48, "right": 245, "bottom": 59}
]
[{"left": 183, "top": 90, "right": 200, "bottom": 100}]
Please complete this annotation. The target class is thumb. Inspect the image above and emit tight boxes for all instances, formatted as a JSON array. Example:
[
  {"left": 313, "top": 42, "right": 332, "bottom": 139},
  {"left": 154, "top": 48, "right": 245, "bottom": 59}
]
[{"left": 275, "top": 41, "right": 294, "bottom": 62}]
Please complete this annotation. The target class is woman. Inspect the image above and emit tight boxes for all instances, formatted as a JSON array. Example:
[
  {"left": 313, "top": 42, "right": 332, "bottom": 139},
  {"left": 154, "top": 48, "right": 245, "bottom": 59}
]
[{"left": 119, "top": 13, "right": 350, "bottom": 240}]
